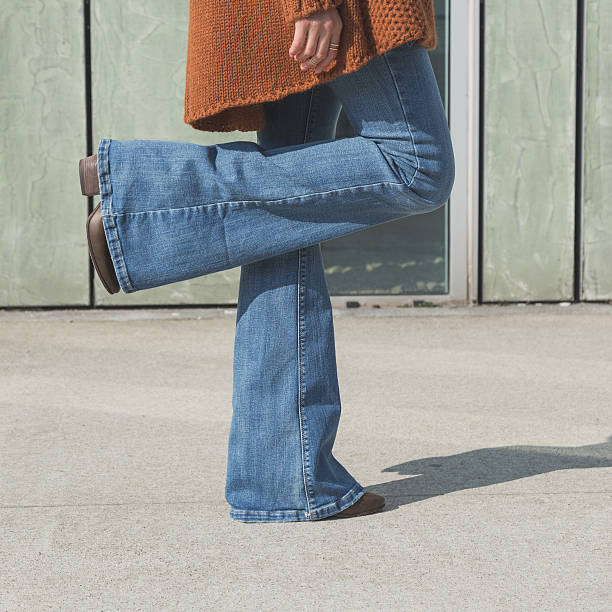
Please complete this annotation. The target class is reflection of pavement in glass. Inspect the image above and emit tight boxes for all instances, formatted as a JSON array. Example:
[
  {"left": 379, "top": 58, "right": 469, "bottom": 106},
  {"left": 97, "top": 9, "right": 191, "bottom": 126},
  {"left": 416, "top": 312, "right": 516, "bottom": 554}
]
[{"left": 322, "top": 205, "right": 447, "bottom": 295}]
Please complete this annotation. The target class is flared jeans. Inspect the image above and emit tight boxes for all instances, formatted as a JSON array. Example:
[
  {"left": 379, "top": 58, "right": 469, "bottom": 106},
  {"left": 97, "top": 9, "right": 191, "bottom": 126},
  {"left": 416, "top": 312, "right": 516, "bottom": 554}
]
[{"left": 96, "top": 40, "right": 455, "bottom": 522}]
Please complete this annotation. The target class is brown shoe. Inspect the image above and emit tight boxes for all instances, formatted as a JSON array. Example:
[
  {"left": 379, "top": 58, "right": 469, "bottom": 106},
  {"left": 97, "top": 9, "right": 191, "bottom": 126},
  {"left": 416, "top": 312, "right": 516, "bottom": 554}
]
[
  {"left": 86, "top": 203, "right": 120, "bottom": 294},
  {"left": 324, "top": 492, "right": 385, "bottom": 519},
  {"left": 79, "top": 154, "right": 100, "bottom": 196}
]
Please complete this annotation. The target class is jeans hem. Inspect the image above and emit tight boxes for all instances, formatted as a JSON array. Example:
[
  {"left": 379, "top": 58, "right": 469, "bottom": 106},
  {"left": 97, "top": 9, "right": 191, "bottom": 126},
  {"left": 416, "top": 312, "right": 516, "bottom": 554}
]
[
  {"left": 97, "top": 138, "right": 136, "bottom": 294},
  {"left": 228, "top": 482, "right": 366, "bottom": 523}
]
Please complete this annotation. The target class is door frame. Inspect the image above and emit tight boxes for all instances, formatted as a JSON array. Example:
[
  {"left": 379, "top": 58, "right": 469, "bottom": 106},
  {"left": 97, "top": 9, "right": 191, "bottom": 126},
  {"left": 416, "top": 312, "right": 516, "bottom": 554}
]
[{"left": 329, "top": 0, "right": 481, "bottom": 307}]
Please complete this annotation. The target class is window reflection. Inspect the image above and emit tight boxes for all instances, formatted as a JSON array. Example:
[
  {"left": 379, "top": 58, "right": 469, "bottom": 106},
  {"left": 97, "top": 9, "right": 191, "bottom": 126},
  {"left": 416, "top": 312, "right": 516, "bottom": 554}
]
[{"left": 322, "top": 0, "right": 449, "bottom": 296}]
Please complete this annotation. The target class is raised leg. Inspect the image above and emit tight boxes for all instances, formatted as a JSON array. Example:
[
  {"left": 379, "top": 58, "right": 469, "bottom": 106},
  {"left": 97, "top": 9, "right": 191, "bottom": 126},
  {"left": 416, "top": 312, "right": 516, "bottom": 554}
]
[{"left": 97, "top": 41, "right": 454, "bottom": 294}]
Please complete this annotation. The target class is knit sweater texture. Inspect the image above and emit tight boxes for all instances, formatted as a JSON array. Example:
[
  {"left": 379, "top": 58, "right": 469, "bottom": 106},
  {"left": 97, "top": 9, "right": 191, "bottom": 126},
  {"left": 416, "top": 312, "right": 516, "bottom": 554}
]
[{"left": 184, "top": 0, "right": 437, "bottom": 132}]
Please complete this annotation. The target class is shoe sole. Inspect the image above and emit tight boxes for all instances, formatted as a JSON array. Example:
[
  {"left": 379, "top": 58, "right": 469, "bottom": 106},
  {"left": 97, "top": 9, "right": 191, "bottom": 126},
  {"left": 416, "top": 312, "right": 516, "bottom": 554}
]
[
  {"left": 86, "top": 204, "right": 118, "bottom": 295},
  {"left": 79, "top": 158, "right": 87, "bottom": 195}
]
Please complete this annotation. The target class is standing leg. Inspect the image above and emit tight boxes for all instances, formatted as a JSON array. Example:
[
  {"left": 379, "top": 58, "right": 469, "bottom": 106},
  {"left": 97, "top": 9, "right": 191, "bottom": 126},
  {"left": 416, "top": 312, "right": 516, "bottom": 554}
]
[{"left": 226, "top": 85, "right": 365, "bottom": 522}]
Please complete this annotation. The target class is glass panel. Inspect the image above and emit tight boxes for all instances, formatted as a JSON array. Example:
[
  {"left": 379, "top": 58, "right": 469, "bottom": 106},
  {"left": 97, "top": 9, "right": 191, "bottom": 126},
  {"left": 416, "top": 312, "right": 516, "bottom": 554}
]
[
  {"left": 582, "top": 0, "right": 612, "bottom": 300},
  {"left": 322, "top": 0, "right": 450, "bottom": 296},
  {"left": 482, "top": 0, "right": 576, "bottom": 302},
  {"left": 0, "top": 1, "right": 89, "bottom": 306},
  {"left": 91, "top": 0, "right": 243, "bottom": 306}
]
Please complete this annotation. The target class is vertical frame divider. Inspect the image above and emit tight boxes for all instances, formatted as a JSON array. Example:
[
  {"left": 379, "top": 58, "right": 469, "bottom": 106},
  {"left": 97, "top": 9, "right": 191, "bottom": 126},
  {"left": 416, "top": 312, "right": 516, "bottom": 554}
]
[
  {"left": 448, "top": 0, "right": 480, "bottom": 304},
  {"left": 574, "top": 0, "right": 586, "bottom": 301},
  {"left": 83, "top": 0, "right": 94, "bottom": 307},
  {"left": 477, "top": 0, "right": 485, "bottom": 304}
]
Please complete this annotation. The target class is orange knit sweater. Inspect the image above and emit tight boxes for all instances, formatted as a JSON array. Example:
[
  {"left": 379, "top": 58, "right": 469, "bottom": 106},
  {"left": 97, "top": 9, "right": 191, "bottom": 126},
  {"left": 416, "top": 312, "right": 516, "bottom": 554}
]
[{"left": 184, "top": 0, "right": 437, "bottom": 133}]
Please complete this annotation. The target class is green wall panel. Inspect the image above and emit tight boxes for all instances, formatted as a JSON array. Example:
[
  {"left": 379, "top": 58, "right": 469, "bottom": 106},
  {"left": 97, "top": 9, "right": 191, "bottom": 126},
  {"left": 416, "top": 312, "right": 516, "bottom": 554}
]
[
  {"left": 582, "top": 0, "right": 612, "bottom": 300},
  {"left": 483, "top": 0, "right": 577, "bottom": 301},
  {"left": 91, "top": 0, "right": 253, "bottom": 305},
  {"left": 0, "top": 0, "right": 89, "bottom": 306}
]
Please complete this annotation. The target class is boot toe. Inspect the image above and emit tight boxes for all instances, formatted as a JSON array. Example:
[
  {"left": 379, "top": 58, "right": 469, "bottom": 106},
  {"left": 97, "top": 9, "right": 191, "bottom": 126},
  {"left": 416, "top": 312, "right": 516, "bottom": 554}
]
[{"left": 325, "top": 492, "right": 385, "bottom": 519}]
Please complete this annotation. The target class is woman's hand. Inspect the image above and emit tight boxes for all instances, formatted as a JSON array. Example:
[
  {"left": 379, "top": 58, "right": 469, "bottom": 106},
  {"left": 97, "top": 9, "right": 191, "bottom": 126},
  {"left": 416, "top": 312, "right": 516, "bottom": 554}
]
[{"left": 288, "top": 8, "right": 343, "bottom": 75}]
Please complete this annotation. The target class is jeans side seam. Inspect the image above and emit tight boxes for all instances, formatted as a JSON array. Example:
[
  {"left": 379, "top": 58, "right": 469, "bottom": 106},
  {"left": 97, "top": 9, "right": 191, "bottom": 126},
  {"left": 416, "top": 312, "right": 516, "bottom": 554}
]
[
  {"left": 106, "top": 178, "right": 408, "bottom": 217},
  {"left": 297, "top": 247, "right": 314, "bottom": 517},
  {"left": 382, "top": 51, "right": 420, "bottom": 189},
  {"left": 296, "top": 88, "right": 319, "bottom": 518}
]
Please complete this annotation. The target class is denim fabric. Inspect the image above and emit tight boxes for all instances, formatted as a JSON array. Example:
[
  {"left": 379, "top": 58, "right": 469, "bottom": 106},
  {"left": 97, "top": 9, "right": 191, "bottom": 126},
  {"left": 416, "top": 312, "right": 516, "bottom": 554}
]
[{"left": 97, "top": 40, "right": 454, "bottom": 522}]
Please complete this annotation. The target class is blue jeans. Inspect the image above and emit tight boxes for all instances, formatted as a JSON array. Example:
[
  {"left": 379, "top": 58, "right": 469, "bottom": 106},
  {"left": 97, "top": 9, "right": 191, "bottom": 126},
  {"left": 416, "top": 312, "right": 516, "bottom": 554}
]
[{"left": 97, "top": 40, "right": 455, "bottom": 522}]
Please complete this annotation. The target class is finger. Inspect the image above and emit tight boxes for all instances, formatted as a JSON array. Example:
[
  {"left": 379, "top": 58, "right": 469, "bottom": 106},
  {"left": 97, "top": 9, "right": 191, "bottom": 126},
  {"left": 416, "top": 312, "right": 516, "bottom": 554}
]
[
  {"left": 313, "top": 49, "right": 338, "bottom": 74},
  {"left": 313, "top": 33, "right": 337, "bottom": 74},
  {"left": 297, "top": 25, "right": 322, "bottom": 66},
  {"left": 293, "top": 23, "right": 317, "bottom": 61},
  {"left": 308, "top": 29, "right": 331, "bottom": 74},
  {"left": 288, "top": 21, "right": 309, "bottom": 59}
]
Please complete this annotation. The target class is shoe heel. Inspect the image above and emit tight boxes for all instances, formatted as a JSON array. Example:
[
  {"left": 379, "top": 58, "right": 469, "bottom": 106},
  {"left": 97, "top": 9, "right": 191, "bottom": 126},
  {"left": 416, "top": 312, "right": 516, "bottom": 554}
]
[{"left": 79, "top": 154, "right": 100, "bottom": 196}]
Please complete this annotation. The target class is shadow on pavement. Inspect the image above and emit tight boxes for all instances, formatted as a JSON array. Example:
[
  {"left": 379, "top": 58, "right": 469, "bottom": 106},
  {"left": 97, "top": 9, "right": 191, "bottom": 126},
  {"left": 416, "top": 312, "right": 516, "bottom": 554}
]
[{"left": 367, "top": 435, "right": 612, "bottom": 513}]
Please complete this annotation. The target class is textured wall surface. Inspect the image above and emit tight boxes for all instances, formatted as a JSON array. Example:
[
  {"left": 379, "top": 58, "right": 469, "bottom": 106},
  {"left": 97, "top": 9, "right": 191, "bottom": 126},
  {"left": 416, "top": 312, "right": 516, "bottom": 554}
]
[
  {"left": 91, "top": 0, "right": 253, "bottom": 305},
  {"left": 483, "top": 0, "right": 577, "bottom": 301},
  {"left": 582, "top": 0, "right": 612, "bottom": 299},
  {"left": 3, "top": 2, "right": 609, "bottom": 306},
  {"left": 0, "top": 1, "right": 89, "bottom": 305}
]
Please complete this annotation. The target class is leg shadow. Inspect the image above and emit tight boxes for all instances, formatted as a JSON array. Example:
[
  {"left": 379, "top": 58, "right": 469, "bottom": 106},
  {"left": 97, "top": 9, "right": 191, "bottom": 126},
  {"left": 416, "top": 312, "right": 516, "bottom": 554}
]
[{"left": 366, "top": 435, "right": 612, "bottom": 513}]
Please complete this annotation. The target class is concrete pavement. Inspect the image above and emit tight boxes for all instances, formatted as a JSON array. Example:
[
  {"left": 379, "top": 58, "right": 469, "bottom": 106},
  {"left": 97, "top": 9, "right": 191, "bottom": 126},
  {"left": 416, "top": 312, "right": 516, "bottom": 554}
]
[{"left": 1, "top": 303, "right": 611, "bottom": 610}]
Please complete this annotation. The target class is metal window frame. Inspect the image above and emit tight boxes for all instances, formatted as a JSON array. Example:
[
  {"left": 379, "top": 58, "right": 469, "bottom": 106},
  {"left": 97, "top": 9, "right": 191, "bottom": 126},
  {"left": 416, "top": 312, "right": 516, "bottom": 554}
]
[{"left": 330, "top": 0, "right": 481, "bottom": 307}]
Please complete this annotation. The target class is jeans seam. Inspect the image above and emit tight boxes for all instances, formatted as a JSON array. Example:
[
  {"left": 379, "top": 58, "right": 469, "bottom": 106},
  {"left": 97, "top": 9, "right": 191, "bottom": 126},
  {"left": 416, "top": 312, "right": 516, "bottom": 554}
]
[
  {"left": 107, "top": 179, "right": 407, "bottom": 217},
  {"left": 303, "top": 86, "right": 316, "bottom": 142},
  {"left": 97, "top": 138, "right": 135, "bottom": 293},
  {"left": 382, "top": 50, "right": 420, "bottom": 189},
  {"left": 296, "top": 88, "right": 318, "bottom": 518},
  {"left": 297, "top": 247, "right": 313, "bottom": 517}
]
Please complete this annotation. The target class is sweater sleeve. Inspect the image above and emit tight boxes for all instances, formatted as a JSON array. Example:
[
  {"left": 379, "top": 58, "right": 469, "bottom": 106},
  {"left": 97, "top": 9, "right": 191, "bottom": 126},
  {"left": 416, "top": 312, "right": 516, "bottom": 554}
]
[{"left": 280, "top": 0, "right": 344, "bottom": 24}]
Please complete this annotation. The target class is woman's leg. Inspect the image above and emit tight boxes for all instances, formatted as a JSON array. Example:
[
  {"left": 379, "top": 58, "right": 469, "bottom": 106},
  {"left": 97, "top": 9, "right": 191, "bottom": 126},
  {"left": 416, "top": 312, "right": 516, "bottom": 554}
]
[
  {"left": 226, "top": 84, "right": 365, "bottom": 522},
  {"left": 97, "top": 40, "right": 455, "bottom": 294}
]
